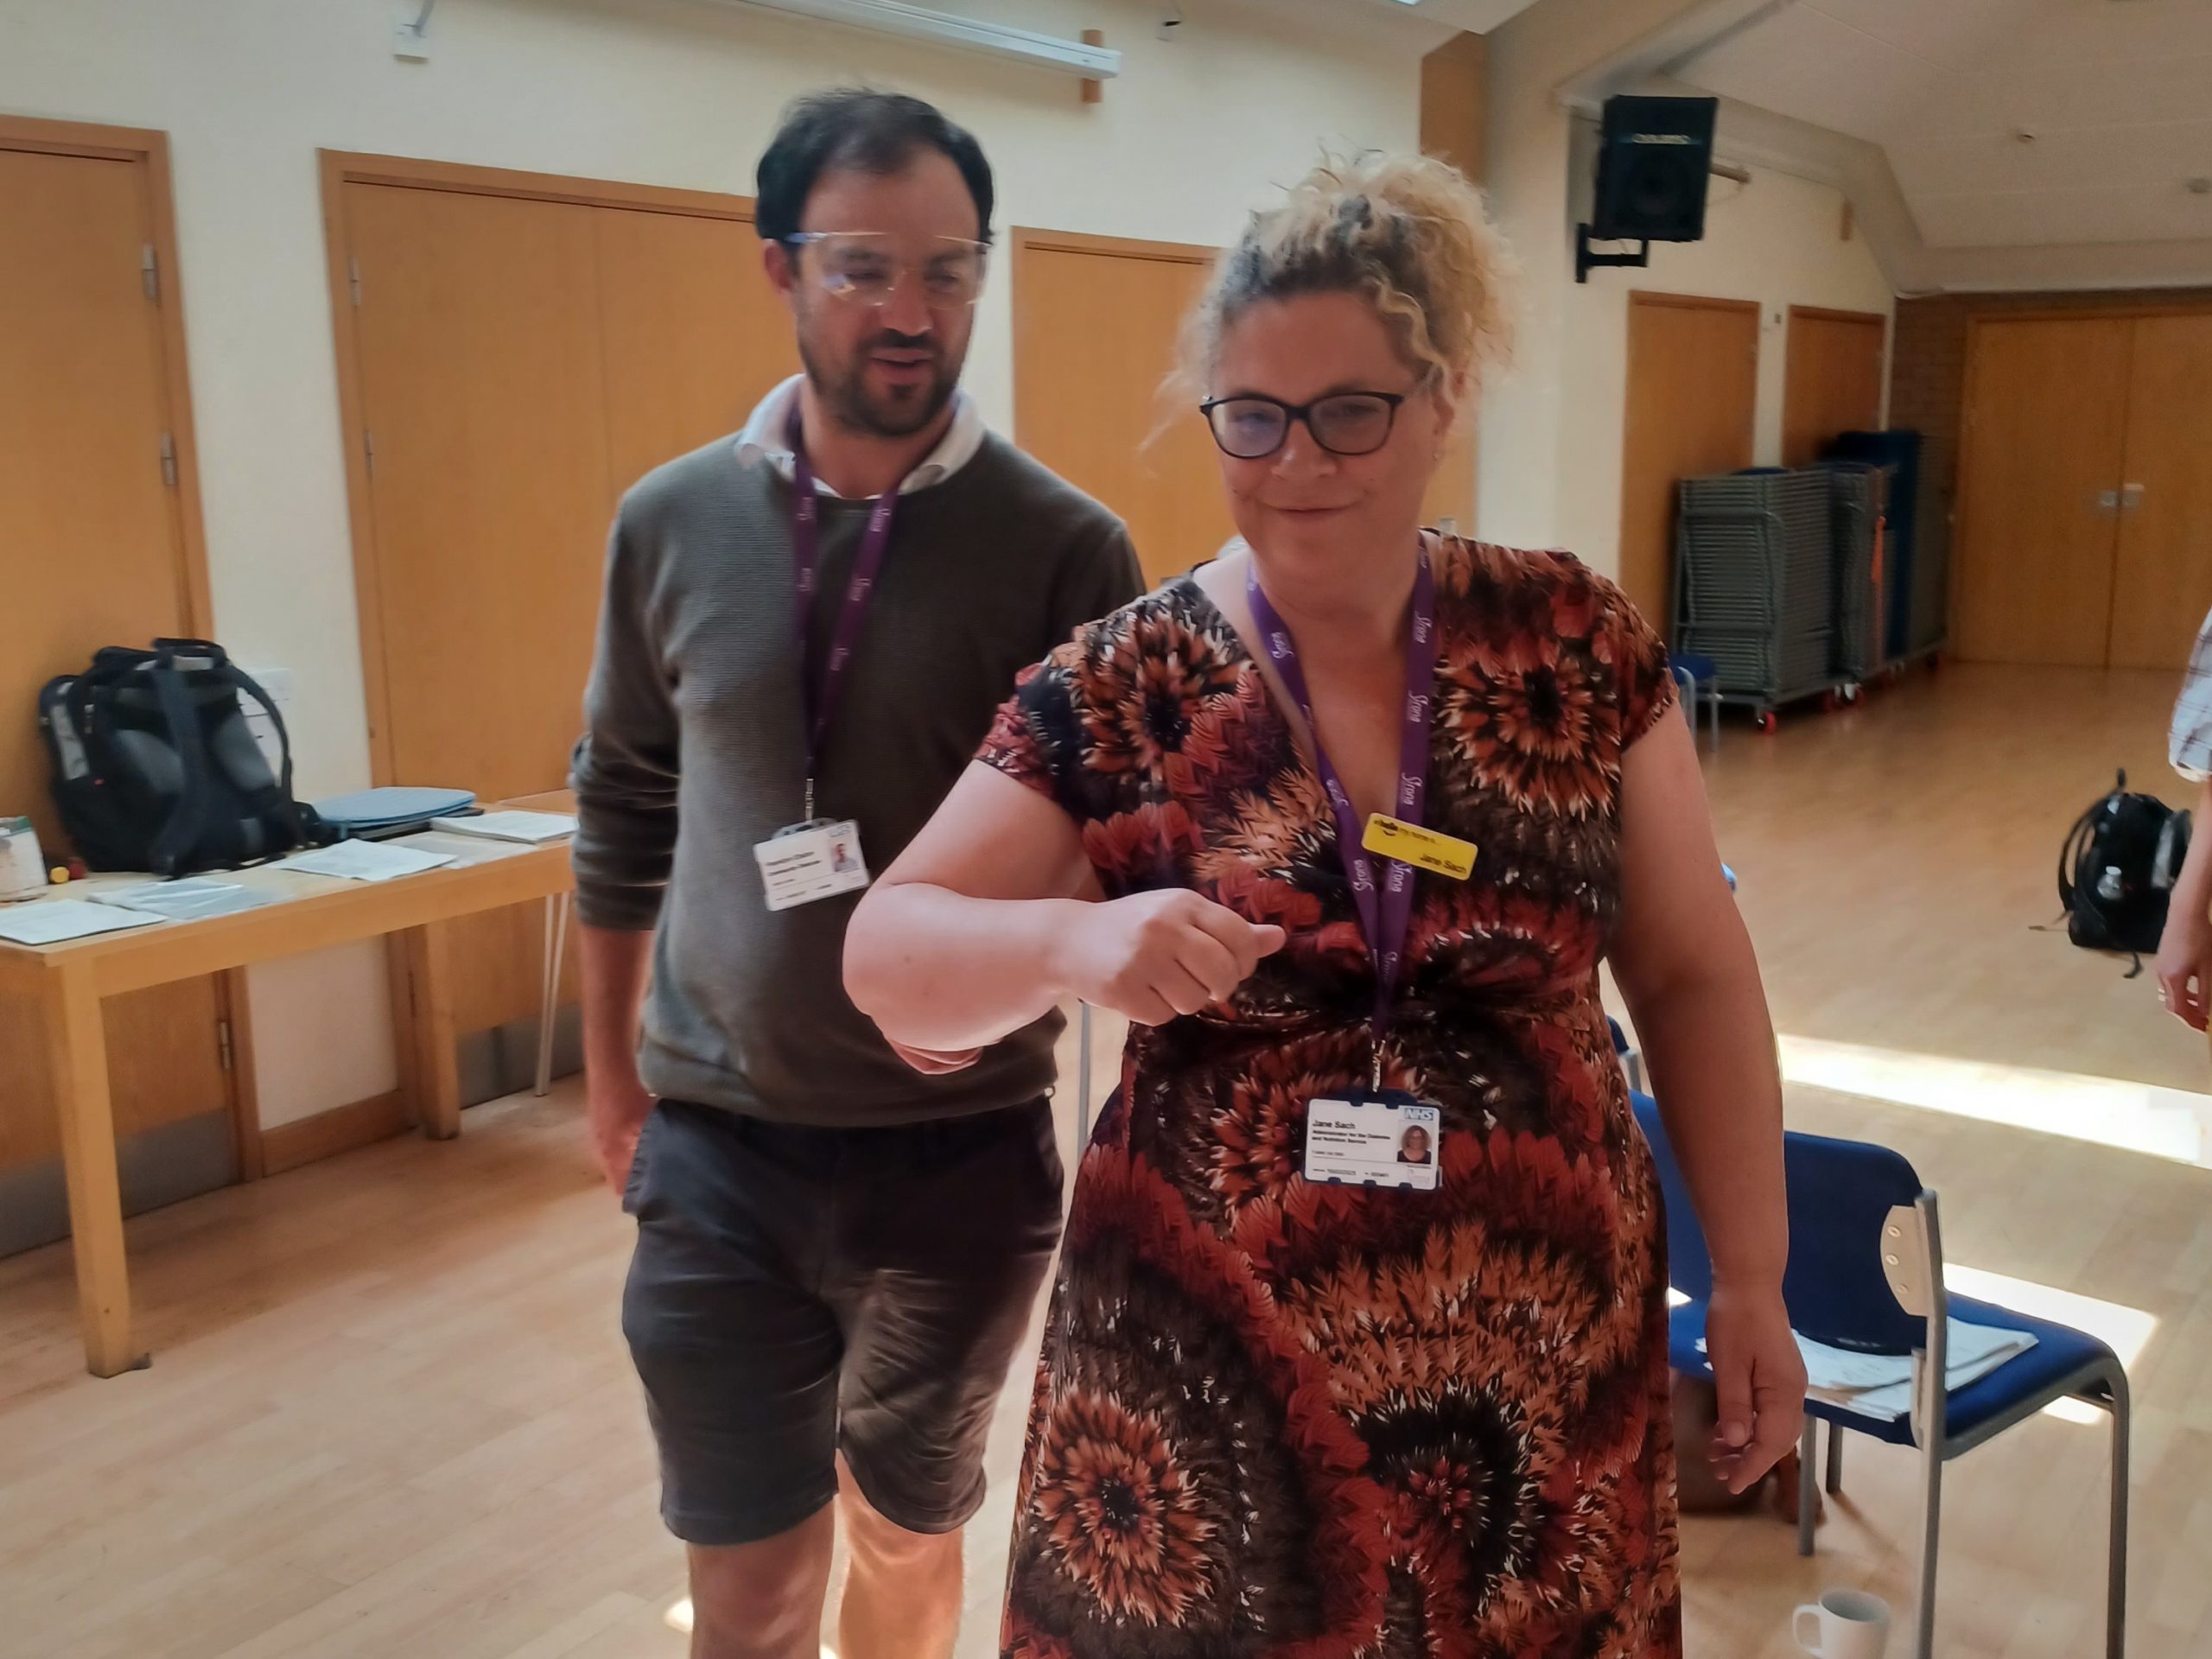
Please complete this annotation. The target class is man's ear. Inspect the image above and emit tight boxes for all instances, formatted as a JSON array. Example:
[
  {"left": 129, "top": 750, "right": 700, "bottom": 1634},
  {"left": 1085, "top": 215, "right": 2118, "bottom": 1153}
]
[{"left": 763, "top": 238, "right": 798, "bottom": 315}]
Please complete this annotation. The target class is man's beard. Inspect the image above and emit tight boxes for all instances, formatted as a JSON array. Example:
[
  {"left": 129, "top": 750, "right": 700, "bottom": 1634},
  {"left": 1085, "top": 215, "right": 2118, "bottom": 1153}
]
[{"left": 800, "top": 328, "right": 960, "bottom": 440}]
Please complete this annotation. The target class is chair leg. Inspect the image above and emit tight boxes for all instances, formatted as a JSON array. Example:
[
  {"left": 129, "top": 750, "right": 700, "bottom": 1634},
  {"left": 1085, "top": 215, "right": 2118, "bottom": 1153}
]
[
  {"left": 2105, "top": 1365, "right": 2131, "bottom": 1659},
  {"left": 1796, "top": 1414, "right": 1818, "bottom": 1557},
  {"left": 1825, "top": 1420, "right": 1844, "bottom": 1495},
  {"left": 1915, "top": 1438, "right": 1943, "bottom": 1659}
]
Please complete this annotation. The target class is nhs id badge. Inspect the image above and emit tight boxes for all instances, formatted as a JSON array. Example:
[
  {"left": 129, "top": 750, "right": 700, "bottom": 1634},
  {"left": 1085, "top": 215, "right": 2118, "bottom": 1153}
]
[
  {"left": 753, "top": 819, "right": 870, "bottom": 912},
  {"left": 1303, "top": 1091, "right": 1441, "bottom": 1192}
]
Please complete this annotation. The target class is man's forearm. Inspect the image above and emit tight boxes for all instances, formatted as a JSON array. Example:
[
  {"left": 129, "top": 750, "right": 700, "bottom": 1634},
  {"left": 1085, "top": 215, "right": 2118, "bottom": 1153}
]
[{"left": 581, "top": 923, "right": 655, "bottom": 1083}]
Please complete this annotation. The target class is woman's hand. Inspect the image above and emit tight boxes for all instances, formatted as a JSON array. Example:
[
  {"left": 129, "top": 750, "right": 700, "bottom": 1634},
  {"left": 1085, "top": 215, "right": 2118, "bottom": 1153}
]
[
  {"left": 1054, "top": 890, "right": 1286, "bottom": 1027},
  {"left": 2156, "top": 898, "right": 2211, "bottom": 1031},
  {"left": 1702, "top": 1279, "right": 1806, "bottom": 1495}
]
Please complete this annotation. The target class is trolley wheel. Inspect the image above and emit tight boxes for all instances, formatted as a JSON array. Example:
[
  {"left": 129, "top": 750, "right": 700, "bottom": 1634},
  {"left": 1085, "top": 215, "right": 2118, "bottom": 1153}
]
[
  {"left": 1755, "top": 710, "right": 1780, "bottom": 735},
  {"left": 1840, "top": 682, "right": 1863, "bottom": 704}
]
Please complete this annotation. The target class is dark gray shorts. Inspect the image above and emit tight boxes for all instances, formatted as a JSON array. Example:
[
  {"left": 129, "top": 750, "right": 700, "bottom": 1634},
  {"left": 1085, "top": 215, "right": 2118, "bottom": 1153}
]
[{"left": 620, "top": 1097, "right": 1064, "bottom": 1548}]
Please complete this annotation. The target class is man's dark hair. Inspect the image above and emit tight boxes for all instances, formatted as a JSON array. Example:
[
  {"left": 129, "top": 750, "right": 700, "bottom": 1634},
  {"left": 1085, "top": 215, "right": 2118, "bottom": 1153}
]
[{"left": 756, "top": 89, "right": 995, "bottom": 245}]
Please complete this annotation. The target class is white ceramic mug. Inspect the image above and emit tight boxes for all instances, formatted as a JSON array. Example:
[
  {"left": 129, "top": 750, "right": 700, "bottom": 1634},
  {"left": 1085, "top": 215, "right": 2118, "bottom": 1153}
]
[{"left": 1794, "top": 1589, "right": 1891, "bottom": 1658}]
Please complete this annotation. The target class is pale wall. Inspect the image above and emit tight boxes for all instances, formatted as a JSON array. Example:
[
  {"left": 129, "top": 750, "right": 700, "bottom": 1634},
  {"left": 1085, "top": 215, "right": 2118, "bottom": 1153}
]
[
  {"left": 1, "top": 0, "right": 1421, "bottom": 1124},
  {"left": 1477, "top": 0, "right": 1895, "bottom": 573}
]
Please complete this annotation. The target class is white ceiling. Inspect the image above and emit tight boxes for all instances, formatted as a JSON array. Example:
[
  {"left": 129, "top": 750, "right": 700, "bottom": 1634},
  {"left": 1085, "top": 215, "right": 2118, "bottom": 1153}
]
[
  {"left": 1676, "top": 0, "right": 2212, "bottom": 251},
  {"left": 1389, "top": 0, "right": 1545, "bottom": 28}
]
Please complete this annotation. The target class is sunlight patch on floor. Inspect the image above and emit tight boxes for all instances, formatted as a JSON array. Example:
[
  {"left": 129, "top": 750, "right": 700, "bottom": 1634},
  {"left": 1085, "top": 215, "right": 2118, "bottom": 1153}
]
[
  {"left": 1948, "top": 1263, "right": 2155, "bottom": 1424},
  {"left": 1778, "top": 1034, "right": 2212, "bottom": 1168}
]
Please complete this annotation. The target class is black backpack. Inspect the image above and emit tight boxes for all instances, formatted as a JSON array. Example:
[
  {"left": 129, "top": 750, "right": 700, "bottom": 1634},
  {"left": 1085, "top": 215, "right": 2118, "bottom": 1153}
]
[
  {"left": 38, "top": 639, "right": 323, "bottom": 877},
  {"left": 2057, "top": 770, "right": 2190, "bottom": 960}
]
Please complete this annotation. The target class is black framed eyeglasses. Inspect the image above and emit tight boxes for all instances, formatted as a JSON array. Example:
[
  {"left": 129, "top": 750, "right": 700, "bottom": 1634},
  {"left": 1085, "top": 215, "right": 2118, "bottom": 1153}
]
[{"left": 1198, "top": 391, "right": 1408, "bottom": 460}]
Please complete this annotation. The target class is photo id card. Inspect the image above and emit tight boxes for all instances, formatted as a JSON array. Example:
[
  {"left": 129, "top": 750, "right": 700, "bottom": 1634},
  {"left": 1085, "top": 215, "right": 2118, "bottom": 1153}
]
[
  {"left": 1302, "top": 1091, "right": 1442, "bottom": 1192},
  {"left": 753, "top": 819, "right": 870, "bottom": 912}
]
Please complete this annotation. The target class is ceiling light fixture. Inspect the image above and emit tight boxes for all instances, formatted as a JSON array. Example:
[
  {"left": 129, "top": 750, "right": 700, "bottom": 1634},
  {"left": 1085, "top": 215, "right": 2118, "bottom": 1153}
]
[{"left": 717, "top": 0, "right": 1121, "bottom": 79}]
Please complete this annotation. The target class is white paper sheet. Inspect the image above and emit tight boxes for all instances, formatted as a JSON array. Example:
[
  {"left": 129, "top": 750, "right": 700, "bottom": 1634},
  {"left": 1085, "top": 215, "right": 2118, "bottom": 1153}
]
[
  {"left": 0, "top": 898, "right": 167, "bottom": 946},
  {"left": 282, "top": 842, "right": 455, "bottom": 883},
  {"left": 93, "top": 879, "right": 270, "bottom": 922},
  {"left": 429, "top": 810, "right": 577, "bottom": 844},
  {"left": 1698, "top": 1319, "right": 2040, "bottom": 1423}
]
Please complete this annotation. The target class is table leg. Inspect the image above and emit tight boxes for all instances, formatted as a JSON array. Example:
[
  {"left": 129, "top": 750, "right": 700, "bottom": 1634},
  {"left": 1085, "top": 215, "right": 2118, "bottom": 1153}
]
[
  {"left": 398, "top": 923, "right": 461, "bottom": 1140},
  {"left": 41, "top": 963, "right": 145, "bottom": 1377},
  {"left": 534, "top": 893, "right": 569, "bottom": 1099}
]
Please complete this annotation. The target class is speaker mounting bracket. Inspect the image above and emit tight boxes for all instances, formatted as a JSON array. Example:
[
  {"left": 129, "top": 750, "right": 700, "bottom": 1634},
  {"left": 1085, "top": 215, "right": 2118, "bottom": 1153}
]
[{"left": 1576, "top": 224, "right": 1650, "bottom": 283}]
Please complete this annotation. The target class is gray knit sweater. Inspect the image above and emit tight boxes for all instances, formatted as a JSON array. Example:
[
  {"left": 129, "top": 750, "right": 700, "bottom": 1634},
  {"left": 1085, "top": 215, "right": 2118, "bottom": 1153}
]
[{"left": 570, "top": 431, "right": 1141, "bottom": 1127}]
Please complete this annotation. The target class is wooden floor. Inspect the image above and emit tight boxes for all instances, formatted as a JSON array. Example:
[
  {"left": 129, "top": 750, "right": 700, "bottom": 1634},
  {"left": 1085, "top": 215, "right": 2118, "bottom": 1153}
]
[{"left": 2, "top": 664, "right": 2208, "bottom": 1658}]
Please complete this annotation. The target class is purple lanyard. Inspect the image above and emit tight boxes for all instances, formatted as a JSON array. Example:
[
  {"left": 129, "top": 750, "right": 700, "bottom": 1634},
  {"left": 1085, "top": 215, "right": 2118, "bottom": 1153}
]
[
  {"left": 1247, "top": 547, "right": 1439, "bottom": 1078},
  {"left": 788, "top": 410, "right": 903, "bottom": 820}
]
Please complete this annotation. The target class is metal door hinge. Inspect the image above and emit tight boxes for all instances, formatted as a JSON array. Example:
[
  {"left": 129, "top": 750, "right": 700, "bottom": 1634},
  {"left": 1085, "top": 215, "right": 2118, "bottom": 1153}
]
[
  {"left": 160, "top": 433, "right": 178, "bottom": 488},
  {"left": 217, "top": 1019, "right": 234, "bottom": 1071},
  {"left": 349, "top": 255, "right": 362, "bottom": 307},
  {"left": 142, "top": 244, "right": 160, "bottom": 302}
]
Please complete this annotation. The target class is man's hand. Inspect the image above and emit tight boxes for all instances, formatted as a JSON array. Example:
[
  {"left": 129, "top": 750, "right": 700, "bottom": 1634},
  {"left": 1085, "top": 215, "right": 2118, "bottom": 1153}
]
[
  {"left": 2156, "top": 899, "right": 2211, "bottom": 1031},
  {"left": 587, "top": 1065, "right": 655, "bottom": 1196}
]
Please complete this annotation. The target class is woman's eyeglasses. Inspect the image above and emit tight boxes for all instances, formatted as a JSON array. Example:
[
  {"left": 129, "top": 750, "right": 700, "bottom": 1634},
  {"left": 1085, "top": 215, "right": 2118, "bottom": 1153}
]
[
  {"left": 782, "top": 232, "right": 990, "bottom": 309},
  {"left": 1198, "top": 391, "right": 1408, "bottom": 460}
]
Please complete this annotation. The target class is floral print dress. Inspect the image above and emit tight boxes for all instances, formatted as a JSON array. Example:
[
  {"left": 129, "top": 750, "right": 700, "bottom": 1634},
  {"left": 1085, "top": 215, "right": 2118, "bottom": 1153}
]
[{"left": 977, "top": 537, "right": 1683, "bottom": 1659}]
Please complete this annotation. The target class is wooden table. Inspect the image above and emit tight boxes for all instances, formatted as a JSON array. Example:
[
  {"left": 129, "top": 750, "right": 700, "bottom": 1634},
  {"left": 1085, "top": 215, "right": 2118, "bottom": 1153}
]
[{"left": 0, "top": 830, "right": 573, "bottom": 1377}]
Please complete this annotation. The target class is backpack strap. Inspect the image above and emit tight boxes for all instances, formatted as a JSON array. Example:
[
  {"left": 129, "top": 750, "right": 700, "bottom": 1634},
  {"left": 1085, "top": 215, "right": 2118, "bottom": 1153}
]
[
  {"left": 2056, "top": 798, "right": 2101, "bottom": 912},
  {"left": 213, "top": 659, "right": 312, "bottom": 849},
  {"left": 146, "top": 646, "right": 217, "bottom": 878}
]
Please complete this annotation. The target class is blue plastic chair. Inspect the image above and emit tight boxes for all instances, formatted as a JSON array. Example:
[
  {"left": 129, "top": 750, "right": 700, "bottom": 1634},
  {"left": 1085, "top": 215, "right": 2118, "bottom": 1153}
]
[
  {"left": 1669, "top": 652, "right": 1721, "bottom": 753},
  {"left": 1631, "top": 1093, "right": 2130, "bottom": 1659}
]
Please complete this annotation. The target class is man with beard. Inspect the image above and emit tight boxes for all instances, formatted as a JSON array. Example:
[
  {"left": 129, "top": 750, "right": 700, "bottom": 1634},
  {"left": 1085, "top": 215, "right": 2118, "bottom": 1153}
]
[{"left": 569, "top": 90, "right": 1141, "bottom": 1659}]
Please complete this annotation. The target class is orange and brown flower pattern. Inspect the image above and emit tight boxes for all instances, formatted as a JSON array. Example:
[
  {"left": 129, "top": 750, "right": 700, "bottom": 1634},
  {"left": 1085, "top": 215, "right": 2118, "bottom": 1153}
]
[{"left": 980, "top": 540, "right": 1681, "bottom": 1657}]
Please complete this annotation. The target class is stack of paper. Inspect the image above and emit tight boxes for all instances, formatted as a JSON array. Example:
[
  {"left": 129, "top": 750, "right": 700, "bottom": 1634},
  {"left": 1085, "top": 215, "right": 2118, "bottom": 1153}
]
[
  {"left": 282, "top": 842, "right": 456, "bottom": 883},
  {"left": 429, "top": 810, "right": 577, "bottom": 844},
  {"left": 0, "top": 899, "right": 166, "bottom": 946},
  {"left": 1700, "top": 1319, "right": 2039, "bottom": 1423}
]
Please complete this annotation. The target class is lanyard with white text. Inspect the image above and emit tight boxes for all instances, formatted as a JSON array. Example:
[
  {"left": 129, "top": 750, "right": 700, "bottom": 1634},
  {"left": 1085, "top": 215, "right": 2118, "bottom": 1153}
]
[{"left": 1247, "top": 545, "right": 1439, "bottom": 1084}]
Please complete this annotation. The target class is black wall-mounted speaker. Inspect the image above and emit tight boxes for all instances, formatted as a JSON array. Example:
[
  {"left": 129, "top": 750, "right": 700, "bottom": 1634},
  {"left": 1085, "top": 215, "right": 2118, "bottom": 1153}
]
[{"left": 1592, "top": 94, "right": 1719, "bottom": 243}]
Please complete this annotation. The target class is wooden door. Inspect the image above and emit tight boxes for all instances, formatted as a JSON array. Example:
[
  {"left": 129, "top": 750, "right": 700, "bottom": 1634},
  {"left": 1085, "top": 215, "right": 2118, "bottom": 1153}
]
[
  {"left": 1783, "top": 307, "right": 1886, "bottom": 467},
  {"left": 0, "top": 130, "right": 231, "bottom": 1187},
  {"left": 1953, "top": 318, "right": 2133, "bottom": 667},
  {"left": 333, "top": 163, "right": 792, "bottom": 1052},
  {"left": 1618, "top": 293, "right": 1760, "bottom": 632},
  {"left": 596, "top": 207, "right": 798, "bottom": 500},
  {"left": 1014, "top": 232, "right": 1235, "bottom": 584},
  {"left": 1420, "top": 30, "right": 1486, "bottom": 537},
  {"left": 344, "top": 181, "right": 612, "bottom": 802},
  {"left": 2107, "top": 313, "right": 2212, "bottom": 671}
]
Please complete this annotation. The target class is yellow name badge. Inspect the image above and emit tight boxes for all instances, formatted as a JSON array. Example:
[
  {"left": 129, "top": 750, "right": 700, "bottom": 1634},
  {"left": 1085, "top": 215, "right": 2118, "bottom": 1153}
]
[{"left": 1363, "top": 814, "right": 1477, "bottom": 880}]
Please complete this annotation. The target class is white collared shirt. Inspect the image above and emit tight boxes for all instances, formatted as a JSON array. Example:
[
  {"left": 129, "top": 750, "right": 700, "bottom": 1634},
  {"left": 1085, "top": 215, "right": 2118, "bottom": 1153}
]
[{"left": 734, "top": 373, "right": 986, "bottom": 498}]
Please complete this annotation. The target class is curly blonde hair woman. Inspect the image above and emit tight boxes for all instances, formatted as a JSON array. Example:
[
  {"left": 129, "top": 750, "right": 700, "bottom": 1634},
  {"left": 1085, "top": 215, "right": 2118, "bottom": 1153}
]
[{"left": 847, "top": 154, "right": 1801, "bottom": 1657}]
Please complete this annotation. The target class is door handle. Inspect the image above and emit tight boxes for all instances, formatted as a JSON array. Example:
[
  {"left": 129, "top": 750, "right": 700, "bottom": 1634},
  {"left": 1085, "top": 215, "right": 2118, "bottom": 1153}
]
[
  {"left": 2095, "top": 489, "right": 2120, "bottom": 512},
  {"left": 2120, "top": 482, "right": 2145, "bottom": 511}
]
